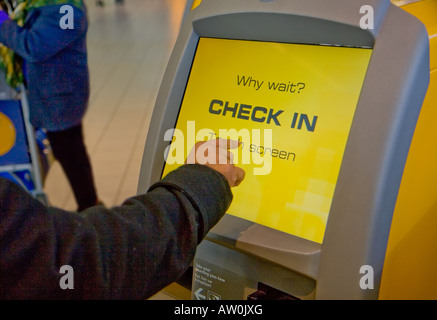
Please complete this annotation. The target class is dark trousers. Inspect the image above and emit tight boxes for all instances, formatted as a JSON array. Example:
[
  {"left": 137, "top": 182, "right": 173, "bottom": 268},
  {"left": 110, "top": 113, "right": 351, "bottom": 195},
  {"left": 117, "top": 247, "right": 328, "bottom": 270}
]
[{"left": 47, "top": 124, "right": 98, "bottom": 211}]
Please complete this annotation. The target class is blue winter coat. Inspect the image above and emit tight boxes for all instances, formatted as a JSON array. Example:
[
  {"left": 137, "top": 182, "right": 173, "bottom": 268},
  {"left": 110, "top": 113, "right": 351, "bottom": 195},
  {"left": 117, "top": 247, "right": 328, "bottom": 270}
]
[{"left": 0, "top": 3, "right": 89, "bottom": 132}]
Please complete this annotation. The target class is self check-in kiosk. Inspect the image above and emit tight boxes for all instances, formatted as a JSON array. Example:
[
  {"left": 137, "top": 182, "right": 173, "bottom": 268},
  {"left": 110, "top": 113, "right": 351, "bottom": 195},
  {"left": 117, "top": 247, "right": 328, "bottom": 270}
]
[{"left": 138, "top": 0, "right": 433, "bottom": 299}]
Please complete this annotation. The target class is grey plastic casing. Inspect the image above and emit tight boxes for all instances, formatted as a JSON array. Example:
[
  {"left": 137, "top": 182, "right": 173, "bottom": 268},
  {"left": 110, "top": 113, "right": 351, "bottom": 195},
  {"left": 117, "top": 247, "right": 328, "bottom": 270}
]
[{"left": 138, "top": 0, "right": 430, "bottom": 299}]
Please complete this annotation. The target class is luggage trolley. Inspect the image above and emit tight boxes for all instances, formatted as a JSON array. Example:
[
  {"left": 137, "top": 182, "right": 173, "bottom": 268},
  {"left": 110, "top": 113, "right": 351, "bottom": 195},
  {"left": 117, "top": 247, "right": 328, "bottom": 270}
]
[{"left": 0, "top": 71, "right": 51, "bottom": 205}]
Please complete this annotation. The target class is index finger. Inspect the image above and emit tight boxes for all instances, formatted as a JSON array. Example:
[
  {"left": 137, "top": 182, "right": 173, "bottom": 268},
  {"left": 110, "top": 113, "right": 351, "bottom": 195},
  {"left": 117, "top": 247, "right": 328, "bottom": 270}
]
[{"left": 215, "top": 138, "right": 241, "bottom": 150}]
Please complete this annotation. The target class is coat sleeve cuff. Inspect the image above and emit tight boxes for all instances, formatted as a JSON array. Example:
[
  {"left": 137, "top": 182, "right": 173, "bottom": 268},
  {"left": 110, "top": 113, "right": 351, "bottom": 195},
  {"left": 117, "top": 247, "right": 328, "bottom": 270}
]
[{"left": 149, "top": 164, "right": 233, "bottom": 239}]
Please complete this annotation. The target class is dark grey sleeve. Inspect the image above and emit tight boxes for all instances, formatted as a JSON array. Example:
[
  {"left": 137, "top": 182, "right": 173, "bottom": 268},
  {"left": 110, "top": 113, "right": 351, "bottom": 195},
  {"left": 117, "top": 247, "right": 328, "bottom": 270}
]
[{"left": 0, "top": 164, "right": 233, "bottom": 299}]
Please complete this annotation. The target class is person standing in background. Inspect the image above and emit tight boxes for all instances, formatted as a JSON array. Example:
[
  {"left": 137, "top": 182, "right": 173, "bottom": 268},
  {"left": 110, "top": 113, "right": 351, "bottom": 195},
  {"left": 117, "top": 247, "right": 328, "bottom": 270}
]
[{"left": 0, "top": 0, "right": 101, "bottom": 211}]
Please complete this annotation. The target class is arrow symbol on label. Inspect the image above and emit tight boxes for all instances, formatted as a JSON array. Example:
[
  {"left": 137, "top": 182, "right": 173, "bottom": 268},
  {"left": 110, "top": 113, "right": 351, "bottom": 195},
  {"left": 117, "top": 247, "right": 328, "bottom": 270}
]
[{"left": 194, "top": 288, "right": 206, "bottom": 300}]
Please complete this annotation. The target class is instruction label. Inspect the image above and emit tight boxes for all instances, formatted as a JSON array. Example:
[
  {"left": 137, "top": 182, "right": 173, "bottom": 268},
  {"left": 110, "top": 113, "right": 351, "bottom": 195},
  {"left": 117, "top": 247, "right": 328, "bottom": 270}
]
[{"left": 192, "top": 259, "right": 254, "bottom": 300}]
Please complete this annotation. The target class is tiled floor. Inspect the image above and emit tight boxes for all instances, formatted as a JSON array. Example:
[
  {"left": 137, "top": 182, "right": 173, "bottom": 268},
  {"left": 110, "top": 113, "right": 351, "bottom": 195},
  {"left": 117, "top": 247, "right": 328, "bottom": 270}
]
[{"left": 44, "top": 0, "right": 187, "bottom": 210}]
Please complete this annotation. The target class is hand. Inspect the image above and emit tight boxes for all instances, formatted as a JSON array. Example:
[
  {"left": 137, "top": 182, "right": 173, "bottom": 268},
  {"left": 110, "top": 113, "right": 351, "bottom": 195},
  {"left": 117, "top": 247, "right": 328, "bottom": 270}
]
[{"left": 185, "top": 139, "right": 245, "bottom": 187}]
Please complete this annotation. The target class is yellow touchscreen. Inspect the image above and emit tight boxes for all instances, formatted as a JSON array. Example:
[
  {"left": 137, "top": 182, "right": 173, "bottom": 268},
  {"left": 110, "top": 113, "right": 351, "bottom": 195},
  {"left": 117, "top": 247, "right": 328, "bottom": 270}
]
[{"left": 162, "top": 37, "right": 372, "bottom": 243}]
